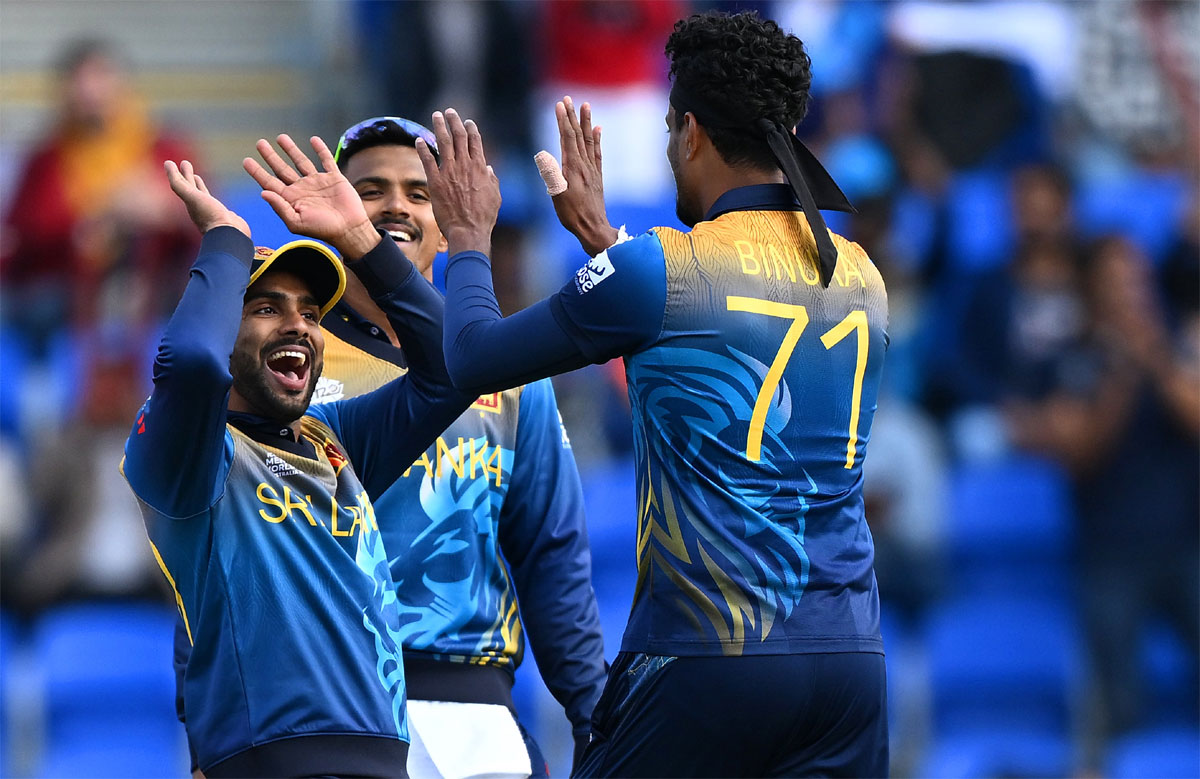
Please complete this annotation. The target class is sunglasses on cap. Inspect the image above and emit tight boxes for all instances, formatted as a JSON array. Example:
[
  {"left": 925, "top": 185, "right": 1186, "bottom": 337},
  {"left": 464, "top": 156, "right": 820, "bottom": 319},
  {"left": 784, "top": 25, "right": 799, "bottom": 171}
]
[{"left": 333, "top": 116, "right": 439, "bottom": 164}]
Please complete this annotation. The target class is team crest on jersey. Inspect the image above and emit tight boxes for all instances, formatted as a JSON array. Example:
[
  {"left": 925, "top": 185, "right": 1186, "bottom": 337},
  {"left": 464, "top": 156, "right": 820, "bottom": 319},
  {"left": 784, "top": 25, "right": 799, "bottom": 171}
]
[
  {"left": 471, "top": 392, "right": 503, "bottom": 415},
  {"left": 322, "top": 437, "right": 349, "bottom": 475},
  {"left": 574, "top": 251, "right": 616, "bottom": 294}
]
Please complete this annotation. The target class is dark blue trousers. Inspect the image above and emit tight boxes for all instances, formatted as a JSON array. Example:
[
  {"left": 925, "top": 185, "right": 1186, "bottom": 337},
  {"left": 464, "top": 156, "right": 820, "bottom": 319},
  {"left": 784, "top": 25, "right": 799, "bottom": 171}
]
[{"left": 574, "top": 651, "right": 888, "bottom": 778}]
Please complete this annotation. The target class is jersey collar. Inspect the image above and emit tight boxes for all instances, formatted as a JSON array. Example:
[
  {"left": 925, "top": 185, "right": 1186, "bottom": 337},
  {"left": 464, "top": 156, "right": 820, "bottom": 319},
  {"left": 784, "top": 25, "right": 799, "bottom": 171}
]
[
  {"left": 227, "top": 411, "right": 318, "bottom": 459},
  {"left": 704, "top": 183, "right": 802, "bottom": 223}
]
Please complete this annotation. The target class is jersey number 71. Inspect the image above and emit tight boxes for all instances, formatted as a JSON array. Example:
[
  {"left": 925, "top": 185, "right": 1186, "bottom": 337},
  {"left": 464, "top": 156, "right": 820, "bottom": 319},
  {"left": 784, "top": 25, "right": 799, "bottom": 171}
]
[{"left": 726, "top": 296, "right": 868, "bottom": 468}]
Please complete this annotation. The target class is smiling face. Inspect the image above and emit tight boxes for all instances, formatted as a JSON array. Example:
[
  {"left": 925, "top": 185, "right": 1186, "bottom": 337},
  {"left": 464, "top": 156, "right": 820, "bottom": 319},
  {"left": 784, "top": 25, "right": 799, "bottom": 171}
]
[
  {"left": 343, "top": 144, "right": 448, "bottom": 280},
  {"left": 229, "top": 270, "right": 326, "bottom": 424}
]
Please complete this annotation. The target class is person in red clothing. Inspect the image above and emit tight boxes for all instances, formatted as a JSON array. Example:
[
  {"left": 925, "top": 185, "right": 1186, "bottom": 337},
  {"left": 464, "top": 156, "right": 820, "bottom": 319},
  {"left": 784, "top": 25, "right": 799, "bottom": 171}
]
[
  {"left": 1, "top": 38, "right": 198, "bottom": 369},
  {"left": 0, "top": 39, "right": 200, "bottom": 615},
  {"left": 535, "top": 1, "right": 686, "bottom": 208}
]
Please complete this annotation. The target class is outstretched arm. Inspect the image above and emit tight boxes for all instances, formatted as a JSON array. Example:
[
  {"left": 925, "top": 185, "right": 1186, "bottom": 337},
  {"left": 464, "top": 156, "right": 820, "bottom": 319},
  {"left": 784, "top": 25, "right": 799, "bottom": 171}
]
[
  {"left": 418, "top": 109, "right": 666, "bottom": 395},
  {"left": 123, "top": 162, "right": 253, "bottom": 518}
]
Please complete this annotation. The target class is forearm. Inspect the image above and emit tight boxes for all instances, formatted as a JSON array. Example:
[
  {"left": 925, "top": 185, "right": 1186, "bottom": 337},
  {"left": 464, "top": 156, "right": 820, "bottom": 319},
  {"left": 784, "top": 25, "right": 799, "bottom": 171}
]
[
  {"left": 346, "top": 233, "right": 447, "bottom": 388},
  {"left": 443, "top": 251, "right": 590, "bottom": 393},
  {"left": 125, "top": 227, "right": 251, "bottom": 516}
]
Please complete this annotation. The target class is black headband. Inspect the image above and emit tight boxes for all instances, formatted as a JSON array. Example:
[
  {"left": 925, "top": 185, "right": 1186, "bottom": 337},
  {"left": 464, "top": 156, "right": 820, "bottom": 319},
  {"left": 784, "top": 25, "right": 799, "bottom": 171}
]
[{"left": 669, "top": 82, "right": 854, "bottom": 287}]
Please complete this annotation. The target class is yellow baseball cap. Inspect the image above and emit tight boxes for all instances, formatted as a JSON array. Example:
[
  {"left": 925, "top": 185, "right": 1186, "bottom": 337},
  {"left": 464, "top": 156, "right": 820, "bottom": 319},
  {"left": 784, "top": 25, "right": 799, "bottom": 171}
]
[{"left": 249, "top": 239, "right": 346, "bottom": 321}]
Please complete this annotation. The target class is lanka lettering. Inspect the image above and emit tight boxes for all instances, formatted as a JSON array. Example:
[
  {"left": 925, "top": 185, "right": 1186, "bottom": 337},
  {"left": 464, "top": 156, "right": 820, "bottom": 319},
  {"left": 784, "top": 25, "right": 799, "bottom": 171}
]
[{"left": 403, "top": 435, "right": 505, "bottom": 487}]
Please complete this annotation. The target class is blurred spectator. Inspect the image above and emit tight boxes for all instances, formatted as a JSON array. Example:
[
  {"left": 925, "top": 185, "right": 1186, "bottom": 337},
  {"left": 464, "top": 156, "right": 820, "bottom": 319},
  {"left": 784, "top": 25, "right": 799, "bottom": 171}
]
[
  {"left": 535, "top": 1, "right": 685, "bottom": 209},
  {"left": 1006, "top": 235, "right": 1199, "bottom": 771},
  {"left": 0, "top": 38, "right": 192, "bottom": 615},
  {"left": 0, "top": 39, "right": 198, "bottom": 426},
  {"left": 1011, "top": 161, "right": 1075, "bottom": 243},
  {"left": 1073, "top": 0, "right": 1199, "bottom": 173},
  {"left": 354, "top": 1, "right": 537, "bottom": 186}
]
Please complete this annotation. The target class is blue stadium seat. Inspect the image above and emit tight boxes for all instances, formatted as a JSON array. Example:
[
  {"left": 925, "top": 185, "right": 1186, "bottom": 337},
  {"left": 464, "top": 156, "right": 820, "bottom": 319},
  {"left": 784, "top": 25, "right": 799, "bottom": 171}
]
[
  {"left": 945, "top": 454, "right": 1074, "bottom": 597},
  {"left": 1075, "top": 171, "right": 1189, "bottom": 265},
  {"left": 920, "top": 730, "right": 1073, "bottom": 778},
  {"left": 0, "top": 609, "right": 15, "bottom": 776},
  {"left": 945, "top": 168, "right": 1016, "bottom": 273},
  {"left": 31, "top": 602, "right": 185, "bottom": 776},
  {"left": 1142, "top": 620, "right": 1200, "bottom": 728},
  {"left": 1107, "top": 726, "right": 1200, "bottom": 779},
  {"left": 925, "top": 592, "right": 1083, "bottom": 738}
]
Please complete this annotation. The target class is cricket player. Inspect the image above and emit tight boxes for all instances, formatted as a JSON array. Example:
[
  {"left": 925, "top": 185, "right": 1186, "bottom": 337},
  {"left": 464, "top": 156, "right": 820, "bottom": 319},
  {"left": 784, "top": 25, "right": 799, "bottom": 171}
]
[
  {"left": 324, "top": 116, "right": 605, "bottom": 777},
  {"left": 417, "top": 10, "right": 890, "bottom": 776},
  {"left": 125, "top": 137, "right": 472, "bottom": 777}
]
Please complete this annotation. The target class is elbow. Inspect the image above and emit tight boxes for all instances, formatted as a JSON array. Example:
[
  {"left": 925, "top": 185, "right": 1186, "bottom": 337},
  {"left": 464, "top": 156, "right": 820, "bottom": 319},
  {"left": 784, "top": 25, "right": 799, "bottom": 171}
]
[
  {"left": 444, "top": 324, "right": 497, "bottom": 395},
  {"left": 446, "top": 359, "right": 493, "bottom": 396}
]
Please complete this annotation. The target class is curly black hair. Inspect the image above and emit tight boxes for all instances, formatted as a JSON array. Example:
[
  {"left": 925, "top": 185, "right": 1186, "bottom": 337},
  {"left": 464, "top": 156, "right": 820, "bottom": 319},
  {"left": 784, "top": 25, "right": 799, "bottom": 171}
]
[{"left": 666, "top": 10, "right": 812, "bottom": 170}]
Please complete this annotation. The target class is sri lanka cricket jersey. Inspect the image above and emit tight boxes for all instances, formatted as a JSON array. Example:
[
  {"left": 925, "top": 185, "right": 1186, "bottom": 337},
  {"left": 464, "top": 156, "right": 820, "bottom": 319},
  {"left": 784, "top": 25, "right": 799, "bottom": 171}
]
[
  {"left": 443, "top": 184, "right": 888, "bottom": 658},
  {"left": 124, "top": 227, "right": 470, "bottom": 773},
  {"left": 315, "top": 300, "right": 605, "bottom": 736}
]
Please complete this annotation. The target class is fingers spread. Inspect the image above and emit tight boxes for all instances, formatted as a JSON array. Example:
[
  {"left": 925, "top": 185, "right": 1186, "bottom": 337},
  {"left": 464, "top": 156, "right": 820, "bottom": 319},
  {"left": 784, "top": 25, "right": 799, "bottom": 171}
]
[
  {"left": 309, "top": 136, "right": 336, "bottom": 172},
  {"left": 276, "top": 134, "right": 319, "bottom": 177},
  {"left": 255, "top": 138, "right": 300, "bottom": 185},
  {"left": 243, "top": 157, "right": 284, "bottom": 194}
]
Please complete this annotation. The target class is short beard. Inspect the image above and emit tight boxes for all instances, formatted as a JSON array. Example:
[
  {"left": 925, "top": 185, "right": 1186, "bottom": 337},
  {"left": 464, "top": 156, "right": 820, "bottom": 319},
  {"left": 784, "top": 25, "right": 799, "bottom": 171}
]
[
  {"left": 667, "top": 141, "right": 702, "bottom": 228},
  {"left": 229, "top": 346, "right": 321, "bottom": 423}
]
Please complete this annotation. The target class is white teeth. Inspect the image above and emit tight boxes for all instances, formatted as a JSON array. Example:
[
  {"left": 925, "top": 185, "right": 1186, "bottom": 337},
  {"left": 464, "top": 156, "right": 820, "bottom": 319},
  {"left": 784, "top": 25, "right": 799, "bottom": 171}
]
[
  {"left": 270, "top": 350, "right": 307, "bottom": 365},
  {"left": 387, "top": 230, "right": 413, "bottom": 242}
]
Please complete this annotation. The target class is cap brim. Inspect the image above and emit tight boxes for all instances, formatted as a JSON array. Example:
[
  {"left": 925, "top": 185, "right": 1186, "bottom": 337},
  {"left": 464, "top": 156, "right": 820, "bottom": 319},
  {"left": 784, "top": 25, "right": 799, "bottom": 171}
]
[{"left": 249, "top": 240, "right": 346, "bottom": 320}]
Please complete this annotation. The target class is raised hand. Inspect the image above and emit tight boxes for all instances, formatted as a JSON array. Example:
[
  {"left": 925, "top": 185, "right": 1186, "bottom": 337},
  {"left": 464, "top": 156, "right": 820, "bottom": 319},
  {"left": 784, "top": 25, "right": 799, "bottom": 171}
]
[
  {"left": 243, "top": 134, "right": 379, "bottom": 260},
  {"left": 164, "top": 160, "right": 250, "bottom": 238},
  {"left": 414, "top": 108, "right": 501, "bottom": 256},
  {"left": 536, "top": 96, "right": 617, "bottom": 256}
]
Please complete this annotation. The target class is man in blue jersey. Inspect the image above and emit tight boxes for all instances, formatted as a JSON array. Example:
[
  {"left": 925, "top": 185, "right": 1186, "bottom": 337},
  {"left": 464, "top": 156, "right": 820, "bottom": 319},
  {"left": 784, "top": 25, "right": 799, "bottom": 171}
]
[
  {"left": 416, "top": 10, "right": 890, "bottom": 777},
  {"left": 124, "top": 136, "right": 472, "bottom": 777},
  {"left": 323, "top": 116, "right": 605, "bottom": 777}
]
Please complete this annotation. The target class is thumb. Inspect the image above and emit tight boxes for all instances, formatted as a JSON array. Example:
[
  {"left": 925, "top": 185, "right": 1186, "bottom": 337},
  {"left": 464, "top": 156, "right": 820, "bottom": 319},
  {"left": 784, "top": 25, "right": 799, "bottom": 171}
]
[{"left": 534, "top": 150, "right": 567, "bottom": 196}]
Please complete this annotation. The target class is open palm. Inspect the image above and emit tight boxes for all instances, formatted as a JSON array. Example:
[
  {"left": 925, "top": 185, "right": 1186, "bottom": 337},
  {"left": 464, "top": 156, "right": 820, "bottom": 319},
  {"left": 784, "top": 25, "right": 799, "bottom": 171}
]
[{"left": 243, "top": 134, "right": 370, "bottom": 245}]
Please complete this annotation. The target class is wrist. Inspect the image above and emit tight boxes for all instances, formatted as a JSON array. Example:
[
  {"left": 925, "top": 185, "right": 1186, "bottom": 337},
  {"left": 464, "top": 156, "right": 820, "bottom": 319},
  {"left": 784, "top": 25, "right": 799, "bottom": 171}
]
[
  {"left": 335, "top": 221, "right": 383, "bottom": 262},
  {"left": 572, "top": 219, "right": 618, "bottom": 256},
  {"left": 445, "top": 226, "right": 492, "bottom": 257}
]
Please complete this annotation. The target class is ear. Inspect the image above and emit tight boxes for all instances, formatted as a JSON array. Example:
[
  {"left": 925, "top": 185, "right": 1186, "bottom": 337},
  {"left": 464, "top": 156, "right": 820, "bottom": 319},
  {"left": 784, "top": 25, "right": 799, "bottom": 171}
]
[
  {"left": 437, "top": 233, "right": 449, "bottom": 253},
  {"left": 683, "top": 112, "right": 703, "bottom": 161}
]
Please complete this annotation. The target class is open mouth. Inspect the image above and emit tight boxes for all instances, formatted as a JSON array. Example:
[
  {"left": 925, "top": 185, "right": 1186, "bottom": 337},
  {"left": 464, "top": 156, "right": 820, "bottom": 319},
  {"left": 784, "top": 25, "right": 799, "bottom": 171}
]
[
  {"left": 265, "top": 347, "right": 310, "bottom": 394},
  {"left": 380, "top": 221, "right": 419, "bottom": 245}
]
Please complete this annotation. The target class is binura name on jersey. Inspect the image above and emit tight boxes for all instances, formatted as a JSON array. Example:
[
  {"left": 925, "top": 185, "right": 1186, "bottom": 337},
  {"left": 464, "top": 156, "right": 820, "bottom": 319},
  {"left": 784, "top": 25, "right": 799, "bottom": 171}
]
[
  {"left": 574, "top": 251, "right": 617, "bottom": 294},
  {"left": 255, "top": 483, "right": 378, "bottom": 537},
  {"left": 735, "top": 240, "right": 867, "bottom": 288}
]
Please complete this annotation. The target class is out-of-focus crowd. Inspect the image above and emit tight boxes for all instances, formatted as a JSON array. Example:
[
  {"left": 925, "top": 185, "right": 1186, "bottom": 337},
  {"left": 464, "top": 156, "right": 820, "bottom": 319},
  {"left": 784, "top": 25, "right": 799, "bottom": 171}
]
[{"left": 0, "top": 2, "right": 1196, "bottom": 777}]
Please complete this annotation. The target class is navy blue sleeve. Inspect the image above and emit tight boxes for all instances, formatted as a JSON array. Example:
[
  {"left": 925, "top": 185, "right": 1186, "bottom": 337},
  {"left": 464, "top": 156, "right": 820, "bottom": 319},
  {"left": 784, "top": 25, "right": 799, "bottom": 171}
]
[
  {"left": 307, "top": 237, "right": 474, "bottom": 498},
  {"left": 498, "top": 379, "right": 606, "bottom": 737},
  {"left": 123, "top": 226, "right": 251, "bottom": 518},
  {"left": 442, "top": 230, "right": 668, "bottom": 394}
]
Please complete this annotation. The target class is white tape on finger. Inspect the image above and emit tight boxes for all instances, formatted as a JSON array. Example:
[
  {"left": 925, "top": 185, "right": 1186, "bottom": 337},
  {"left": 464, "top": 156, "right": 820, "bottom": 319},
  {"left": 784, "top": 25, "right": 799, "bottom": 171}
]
[{"left": 534, "top": 150, "right": 567, "bottom": 196}]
